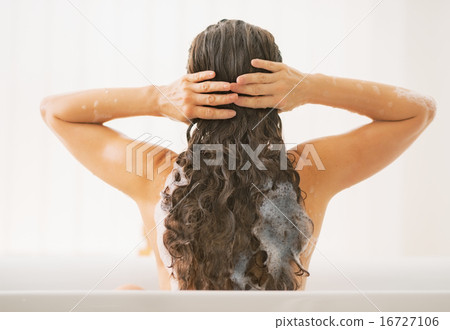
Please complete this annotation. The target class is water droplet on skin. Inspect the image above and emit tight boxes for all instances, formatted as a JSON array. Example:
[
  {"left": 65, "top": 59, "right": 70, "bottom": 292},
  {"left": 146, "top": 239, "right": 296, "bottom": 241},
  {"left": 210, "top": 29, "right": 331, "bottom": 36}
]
[
  {"left": 372, "top": 85, "right": 381, "bottom": 95},
  {"left": 356, "top": 83, "right": 363, "bottom": 91},
  {"left": 105, "top": 89, "right": 109, "bottom": 94},
  {"left": 394, "top": 87, "right": 436, "bottom": 110},
  {"left": 94, "top": 100, "right": 99, "bottom": 108},
  {"left": 93, "top": 109, "right": 111, "bottom": 122},
  {"left": 81, "top": 105, "right": 86, "bottom": 110},
  {"left": 113, "top": 99, "right": 118, "bottom": 103}
]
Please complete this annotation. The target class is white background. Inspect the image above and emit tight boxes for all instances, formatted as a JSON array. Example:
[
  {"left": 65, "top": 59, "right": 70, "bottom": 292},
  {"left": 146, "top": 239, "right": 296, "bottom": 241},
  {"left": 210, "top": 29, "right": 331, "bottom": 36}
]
[{"left": 0, "top": 0, "right": 448, "bottom": 264}]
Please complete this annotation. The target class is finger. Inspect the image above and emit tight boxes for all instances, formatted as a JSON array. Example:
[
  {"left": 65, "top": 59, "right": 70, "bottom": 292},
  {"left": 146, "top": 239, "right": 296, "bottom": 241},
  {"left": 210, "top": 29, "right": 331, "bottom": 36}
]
[
  {"left": 194, "top": 93, "right": 238, "bottom": 106},
  {"left": 194, "top": 106, "right": 236, "bottom": 120},
  {"left": 185, "top": 71, "right": 215, "bottom": 83},
  {"left": 234, "top": 96, "right": 275, "bottom": 109},
  {"left": 190, "top": 81, "right": 231, "bottom": 93},
  {"left": 236, "top": 72, "right": 276, "bottom": 85},
  {"left": 250, "top": 58, "right": 284, "bottom": 72},
  {"left": 230, "top": 82, "right": 275, "bottom": 96}
]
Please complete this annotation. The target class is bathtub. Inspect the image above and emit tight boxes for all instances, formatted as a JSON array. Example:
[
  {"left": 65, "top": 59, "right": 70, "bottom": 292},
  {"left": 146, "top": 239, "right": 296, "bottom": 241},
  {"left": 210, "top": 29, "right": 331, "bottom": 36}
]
[{"left": 1, "top": 255, "right": 449, "bottom": 311}]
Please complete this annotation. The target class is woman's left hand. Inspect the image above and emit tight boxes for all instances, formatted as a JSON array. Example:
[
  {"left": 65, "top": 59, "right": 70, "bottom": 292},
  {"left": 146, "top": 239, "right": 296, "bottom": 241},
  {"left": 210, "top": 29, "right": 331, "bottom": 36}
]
[{"left": 230, "top": 59, "right": 313, "bottom": 112}]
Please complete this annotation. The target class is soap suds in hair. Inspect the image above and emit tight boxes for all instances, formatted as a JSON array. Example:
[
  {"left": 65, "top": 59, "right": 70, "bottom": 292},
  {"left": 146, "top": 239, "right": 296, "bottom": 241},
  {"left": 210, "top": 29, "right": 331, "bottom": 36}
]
[
  {"left": 301, "top": 235, "right": 317, "bottom": 260},
  {"left": 394, "top": 87, "right": 436, "bottom": 110},
  {"left": 160, "top": 162, "right": 190, "bottom": 212},
  {"left": 231, "top": 179, "right": 313, "bottom": 289},
  {"left": 230, "top": 253, "right": 252, "bottom": 289}
]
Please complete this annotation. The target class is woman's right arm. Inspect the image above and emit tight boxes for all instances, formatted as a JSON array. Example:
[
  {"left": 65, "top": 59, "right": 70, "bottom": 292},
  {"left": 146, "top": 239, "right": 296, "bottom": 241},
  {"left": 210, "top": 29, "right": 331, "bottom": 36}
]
[{"left": 40, "top": 71, "right": 238, "bottom": 204}]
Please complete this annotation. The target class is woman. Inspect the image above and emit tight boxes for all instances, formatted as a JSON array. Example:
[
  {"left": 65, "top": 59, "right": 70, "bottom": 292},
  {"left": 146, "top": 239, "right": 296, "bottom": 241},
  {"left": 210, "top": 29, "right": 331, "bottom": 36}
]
[{"left": 40, "top": 19, "right": 436, "bottom": 290}]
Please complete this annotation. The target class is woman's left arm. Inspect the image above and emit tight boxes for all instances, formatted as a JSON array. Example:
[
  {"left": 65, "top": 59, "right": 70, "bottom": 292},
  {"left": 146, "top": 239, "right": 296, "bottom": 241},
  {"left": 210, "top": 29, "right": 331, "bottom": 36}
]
[{"left": 231, "top": 59, "right": 437, "bottom": 201}]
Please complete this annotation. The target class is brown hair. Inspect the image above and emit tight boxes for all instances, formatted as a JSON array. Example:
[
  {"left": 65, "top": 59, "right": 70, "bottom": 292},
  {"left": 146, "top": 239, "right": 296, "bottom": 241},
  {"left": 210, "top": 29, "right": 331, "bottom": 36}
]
[{"left": 162, "top": 19, "right": 313, "bottom": 290}]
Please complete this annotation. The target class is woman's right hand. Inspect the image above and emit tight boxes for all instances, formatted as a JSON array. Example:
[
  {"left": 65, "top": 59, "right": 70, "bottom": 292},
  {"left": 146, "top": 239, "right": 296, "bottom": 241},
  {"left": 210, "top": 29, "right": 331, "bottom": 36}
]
[
  {"left": 230, "top": 59, "right": 314, "bottom": 112},
  {"left": 157, "top": 71, "right": 238, "bottom": 123}
]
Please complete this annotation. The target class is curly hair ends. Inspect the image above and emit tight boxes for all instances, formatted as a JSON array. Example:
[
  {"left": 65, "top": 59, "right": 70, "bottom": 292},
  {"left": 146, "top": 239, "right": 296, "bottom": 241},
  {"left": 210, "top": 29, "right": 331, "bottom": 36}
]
[{"left": 162, "top": 19, "right": 314, "bottom": 290}]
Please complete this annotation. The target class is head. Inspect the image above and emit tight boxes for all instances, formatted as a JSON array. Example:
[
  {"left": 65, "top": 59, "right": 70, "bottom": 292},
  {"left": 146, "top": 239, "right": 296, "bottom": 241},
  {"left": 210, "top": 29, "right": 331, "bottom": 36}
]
[
  {"left": 187, "top": 19, "right": 282, "bottom": 84},
  {"left": 163, "top": 19, "right": 313, "bottom": 290},
  {"left": 187, "top": 18, "right": 283, "bottom": 133}
]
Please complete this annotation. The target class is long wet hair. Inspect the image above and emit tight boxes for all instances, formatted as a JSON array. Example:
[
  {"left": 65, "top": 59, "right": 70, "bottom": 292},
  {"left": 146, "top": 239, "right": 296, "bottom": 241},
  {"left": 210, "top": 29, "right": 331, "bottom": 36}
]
[{"left": 162, "top": 19, "right": 313, "bottom": 290}]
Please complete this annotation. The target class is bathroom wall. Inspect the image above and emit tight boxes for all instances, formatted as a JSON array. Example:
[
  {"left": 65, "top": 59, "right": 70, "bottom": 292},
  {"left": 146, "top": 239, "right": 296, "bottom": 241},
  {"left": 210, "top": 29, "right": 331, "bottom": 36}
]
[{"left": 0, "top": 0, "right": 448, "bottom": 264}]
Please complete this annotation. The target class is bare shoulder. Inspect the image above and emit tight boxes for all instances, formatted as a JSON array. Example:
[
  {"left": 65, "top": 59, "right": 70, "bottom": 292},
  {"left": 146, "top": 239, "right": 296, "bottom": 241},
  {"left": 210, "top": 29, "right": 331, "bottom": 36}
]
[
  {"left": 135, "top": 147, "right": 179, "bottom": 205},
  {"left": 287, "top": 144, "right": 331, "bottom": 238}
]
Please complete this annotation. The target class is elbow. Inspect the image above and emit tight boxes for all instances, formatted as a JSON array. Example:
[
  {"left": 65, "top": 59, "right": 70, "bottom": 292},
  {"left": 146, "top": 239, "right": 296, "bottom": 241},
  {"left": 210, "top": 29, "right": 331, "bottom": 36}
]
[
  {"left": 40, "top": 97, "right": 49, "bottom": 121},
  {"left": 425, "top": 96, "right": 437, "bottom": 125},
  {"left": 40, "top": 96, "right": 54, "bottom": 123},
  {"left": 412, "top": 96, "right": 436, "bottom": 132}
]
